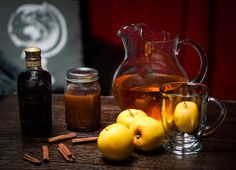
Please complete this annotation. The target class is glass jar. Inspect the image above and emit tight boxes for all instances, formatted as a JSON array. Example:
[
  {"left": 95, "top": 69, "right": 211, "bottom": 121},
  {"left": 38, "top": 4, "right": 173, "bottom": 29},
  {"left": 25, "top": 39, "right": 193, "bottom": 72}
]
[{"left": 64, "top": 67, "right": 101, "bottom": 131}]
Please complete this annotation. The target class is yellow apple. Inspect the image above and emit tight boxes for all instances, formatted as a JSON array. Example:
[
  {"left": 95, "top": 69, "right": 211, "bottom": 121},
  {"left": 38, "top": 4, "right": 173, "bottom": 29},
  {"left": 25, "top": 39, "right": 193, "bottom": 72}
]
[
  {"left": 97, "top": 123, "right": 134, "bottom": 161},
  {"left": 129, "top": 116, "right": 165, "bottom": 151},
  {"left": 174, "top": 101, "right": 199, "bottom": 133},
  {"left": 116, "top": 109, "right": 148, "bottom": 128}
]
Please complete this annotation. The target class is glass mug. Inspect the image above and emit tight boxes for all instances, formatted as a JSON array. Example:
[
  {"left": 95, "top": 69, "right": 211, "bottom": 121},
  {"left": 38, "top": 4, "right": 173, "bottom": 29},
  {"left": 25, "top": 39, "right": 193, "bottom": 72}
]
[{"left": 160, "top": 82, "right": 226, "bottom": 155}]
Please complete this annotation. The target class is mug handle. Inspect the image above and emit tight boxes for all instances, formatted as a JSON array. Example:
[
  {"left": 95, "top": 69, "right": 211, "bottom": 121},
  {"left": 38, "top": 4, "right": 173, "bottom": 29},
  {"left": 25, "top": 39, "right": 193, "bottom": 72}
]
[
  {"left": 203, "top": 97, "right": 227, "bottom": 136},
  {"left": 177, "top": 39, "right": 208, "bottom": 83}
]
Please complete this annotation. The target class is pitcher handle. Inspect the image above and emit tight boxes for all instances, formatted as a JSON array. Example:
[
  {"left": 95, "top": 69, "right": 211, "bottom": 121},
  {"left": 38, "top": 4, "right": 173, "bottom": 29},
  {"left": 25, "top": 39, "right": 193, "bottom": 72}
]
[
  {"left": 177, "top": 39, "right": 208, "bottom": 83},
  {"left": 203, "top": 97, "right": 227, "bottom": 136}
]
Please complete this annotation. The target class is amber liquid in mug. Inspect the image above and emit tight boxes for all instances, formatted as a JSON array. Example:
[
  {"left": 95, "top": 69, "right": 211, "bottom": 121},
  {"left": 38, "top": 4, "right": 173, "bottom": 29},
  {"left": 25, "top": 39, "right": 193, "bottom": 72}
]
[
  {"left": 64, "top": 92, "right": 101, "bottom": 131},
  {"left": 112, "top": 73, "right": 187, "bottom": 120}
]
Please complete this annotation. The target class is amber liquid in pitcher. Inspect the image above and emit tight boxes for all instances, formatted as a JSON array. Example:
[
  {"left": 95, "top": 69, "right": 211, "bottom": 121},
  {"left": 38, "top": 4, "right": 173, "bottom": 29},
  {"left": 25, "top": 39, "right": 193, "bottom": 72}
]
[{"left": 112, "top": 73, "right": 187, "bottom": 120}]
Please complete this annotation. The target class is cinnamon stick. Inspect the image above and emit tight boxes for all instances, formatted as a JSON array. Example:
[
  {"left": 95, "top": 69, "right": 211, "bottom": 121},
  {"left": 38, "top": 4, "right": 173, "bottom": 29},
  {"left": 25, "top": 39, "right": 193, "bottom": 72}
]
[
  {"left": 72, "top": 136, "right": 98, "bottom": 144},
  {"left": 22, "top": 153, "right": 41, "bottom": 165},
  {"left": 58, "top": 147, "right": 71, "bottom": 162},
  {"left": 58, "top": 143, "right": 73, "bottom": 158},
  {"left": 57, "top": 143, "right": 75, "bottom": 162},
  {"left": 48, "top": 132, "right": 77, "bottom": 143},
  {"left": 42, "top": 145, "right": 49, "bottom": 163}
]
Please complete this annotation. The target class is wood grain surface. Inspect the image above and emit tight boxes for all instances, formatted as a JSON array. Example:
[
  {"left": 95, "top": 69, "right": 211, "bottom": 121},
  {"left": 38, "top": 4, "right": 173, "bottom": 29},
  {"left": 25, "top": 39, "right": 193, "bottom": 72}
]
[{"left": 0, "top": 94, "right": 235, "bottom": 169}]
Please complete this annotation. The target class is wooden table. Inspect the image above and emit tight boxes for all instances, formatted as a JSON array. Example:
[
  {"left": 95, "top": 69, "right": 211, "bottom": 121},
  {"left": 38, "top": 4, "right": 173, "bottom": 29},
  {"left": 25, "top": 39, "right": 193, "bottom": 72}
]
[{"left": 0, "top": 94, "right": 236, "bottom": 169}]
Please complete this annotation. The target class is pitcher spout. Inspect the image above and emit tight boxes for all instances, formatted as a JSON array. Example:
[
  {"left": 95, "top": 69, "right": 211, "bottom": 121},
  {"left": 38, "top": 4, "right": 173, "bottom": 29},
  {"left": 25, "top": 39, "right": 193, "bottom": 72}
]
[
  {"left": 117, "top": 23, "right": 146, "bottom": 59},
  {"left": 117, "top": 23, "right": 146, "bottom": 38}
]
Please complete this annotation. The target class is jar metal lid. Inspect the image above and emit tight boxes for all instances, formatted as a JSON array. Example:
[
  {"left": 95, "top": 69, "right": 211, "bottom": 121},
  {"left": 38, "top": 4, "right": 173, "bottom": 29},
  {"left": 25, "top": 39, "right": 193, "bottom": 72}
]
[{"left": 66, "top": 67, "right": 99, "bottom": 83}]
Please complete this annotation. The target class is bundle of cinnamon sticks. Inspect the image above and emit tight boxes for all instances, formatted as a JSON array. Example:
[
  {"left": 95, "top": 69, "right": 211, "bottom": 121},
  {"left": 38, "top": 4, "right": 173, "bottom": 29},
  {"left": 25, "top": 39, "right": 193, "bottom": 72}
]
[
  {"left": 22, "top": 132, "right": 98, "bottom": 165},
  {"left": 58, "top": 143, "right": 75, "bottom": 162}
]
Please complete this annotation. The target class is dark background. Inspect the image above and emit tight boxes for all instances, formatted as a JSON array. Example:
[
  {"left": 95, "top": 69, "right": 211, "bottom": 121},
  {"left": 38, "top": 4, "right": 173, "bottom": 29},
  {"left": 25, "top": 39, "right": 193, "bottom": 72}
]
[
  {"left": 81, "top": 0, "right": 236, "bottom": 100},
  {"left": 0, "top": 0, "right": 235, "bottom": 101}
]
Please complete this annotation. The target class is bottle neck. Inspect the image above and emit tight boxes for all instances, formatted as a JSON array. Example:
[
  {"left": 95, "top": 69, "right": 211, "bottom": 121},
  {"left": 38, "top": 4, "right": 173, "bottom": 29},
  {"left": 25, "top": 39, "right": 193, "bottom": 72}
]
[
  {"left": 26, "top": 60, "right": 42, "bottom": 69},
  {"left": 24, "top": 47, "right": 42, "bottom": 69}
]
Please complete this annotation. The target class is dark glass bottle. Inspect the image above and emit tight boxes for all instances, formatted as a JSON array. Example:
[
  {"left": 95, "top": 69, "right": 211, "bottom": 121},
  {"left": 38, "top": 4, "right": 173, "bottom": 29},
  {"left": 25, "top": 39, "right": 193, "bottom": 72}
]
[{"left": 17, "top": 47, "right": 52, "bottom": 137}]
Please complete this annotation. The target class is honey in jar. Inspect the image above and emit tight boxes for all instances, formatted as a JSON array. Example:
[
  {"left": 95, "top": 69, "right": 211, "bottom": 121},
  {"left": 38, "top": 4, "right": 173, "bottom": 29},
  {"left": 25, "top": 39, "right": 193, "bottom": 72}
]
[{"left": 64, "top": 67, "right": 101, "bottom": 131}]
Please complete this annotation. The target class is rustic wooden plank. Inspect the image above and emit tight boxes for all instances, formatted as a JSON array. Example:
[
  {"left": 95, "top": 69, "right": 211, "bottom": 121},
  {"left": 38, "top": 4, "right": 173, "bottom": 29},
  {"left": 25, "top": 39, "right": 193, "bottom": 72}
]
[{"left": 0, "top": 94, "right": 236, "bottom": 169}]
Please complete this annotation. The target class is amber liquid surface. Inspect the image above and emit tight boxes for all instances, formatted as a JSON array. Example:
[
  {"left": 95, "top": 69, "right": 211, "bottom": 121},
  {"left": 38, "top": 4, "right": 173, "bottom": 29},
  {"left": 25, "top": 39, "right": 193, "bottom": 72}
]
[
  {"left": 17, "top": 69, "right": 52, "bottom": 137},
  {"left": 64, "top": 92, "right": 101, "bottom": 131},
  {"left": 112, "top": 73, "right": 187, "bottom": 120}
]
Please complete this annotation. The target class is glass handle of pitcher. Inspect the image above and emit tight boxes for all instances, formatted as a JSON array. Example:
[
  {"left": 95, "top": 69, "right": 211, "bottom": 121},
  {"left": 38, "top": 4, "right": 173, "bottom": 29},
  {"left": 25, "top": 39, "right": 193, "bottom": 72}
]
[{"left": 177, "top": 39, "right": 208, "bottom": 83}]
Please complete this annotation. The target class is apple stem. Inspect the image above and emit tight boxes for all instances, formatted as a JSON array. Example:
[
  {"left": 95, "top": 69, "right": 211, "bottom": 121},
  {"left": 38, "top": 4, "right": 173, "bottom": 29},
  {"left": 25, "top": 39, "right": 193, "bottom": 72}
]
[
  {"left": 184, "top": 101, "right": 187, "bottom": 108},
  {"left": 128, "top": 109, "right": 134, "bottom": 117}
]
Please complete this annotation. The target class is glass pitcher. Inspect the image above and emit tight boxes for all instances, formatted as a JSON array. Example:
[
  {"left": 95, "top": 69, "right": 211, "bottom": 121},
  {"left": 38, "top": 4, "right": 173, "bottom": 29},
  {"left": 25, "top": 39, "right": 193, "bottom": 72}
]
[{"left": 112, "top": 23, "right": 208, "bottom": 120}]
